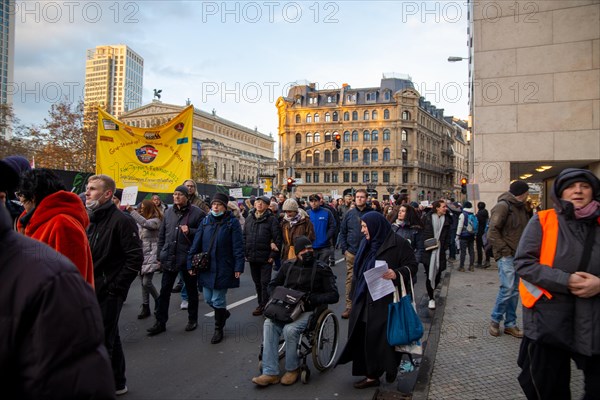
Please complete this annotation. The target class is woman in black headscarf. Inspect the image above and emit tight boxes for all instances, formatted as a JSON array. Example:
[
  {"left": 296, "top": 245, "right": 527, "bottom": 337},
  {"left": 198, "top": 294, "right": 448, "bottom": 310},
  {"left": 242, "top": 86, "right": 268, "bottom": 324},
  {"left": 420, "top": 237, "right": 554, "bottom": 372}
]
[{"left": 336, "top": 212, "right": 418, "bottom": 388}]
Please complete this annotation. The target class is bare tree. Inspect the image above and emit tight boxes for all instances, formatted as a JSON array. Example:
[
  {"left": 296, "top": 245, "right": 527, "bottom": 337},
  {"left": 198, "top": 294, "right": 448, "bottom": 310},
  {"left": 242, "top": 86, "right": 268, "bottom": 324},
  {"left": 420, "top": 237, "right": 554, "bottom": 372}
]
[{"left": 192, "top": 155, "right": 212, "bottom": 183}]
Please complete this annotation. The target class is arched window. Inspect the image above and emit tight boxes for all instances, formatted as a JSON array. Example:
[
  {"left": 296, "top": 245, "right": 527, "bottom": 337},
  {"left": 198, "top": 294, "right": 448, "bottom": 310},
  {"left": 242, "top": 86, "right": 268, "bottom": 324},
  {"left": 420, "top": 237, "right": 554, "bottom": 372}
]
[
  {"left": 352, "top": 130, "right": 359, "bottom": 142},
  {"left": 371, "top": 130, "right": 379, "bottom": 141},
  {"left": 372, "top": 110, "right": 378, "bottom": 120},
  {"left": 363, "top": 110, "right": 369, "bottom": 120},
  {"left": 306, "top": 150, "right": 313, "bottom": 164},
  {"left": 306, "top": 133, "right": 313, "bottom": 143},
  {"left": 325, "top": 112, "right": 331, "bottom": 122},
  {"left": 324, "top": 150, "right": 331, "bottom": 163},
  {"left": 343, "top": 149, "right": 350, "bottom": 162},
  {"left": 402, "top": 110, "right": 411, "bottom": 120},
  {"left": 295, "top": 152, "right": 301, "bottom": 163},
  {"left": 352, "top": 149, "right": 359, "bottom": 162},
  {"left": 332, "top": 111, "right": 338, "bottom": 122},
  {"left": 343, "top": 131, "right": 350, "bottom": 142},
  {"left": 343, "top": 111, "right": 349, "bottom": 121},
  {"left": 332, "top": 149, "right": 339, "bottom": 163},
  {"left": 324, "top": 132, "right": 332, "bottom": 142},
  {"left": 401, "top": 129, "right": 408, "bottom": 141},
  {"left": 314, "top": 150, "right": 320, "bottom": 166},
  {"left": 384, "top": 109, "right": 390, "bottom": 119},
  {"left": 295, "top": 133, "right": 302, "bottom": 144},
  {"left": 352, "top": 111, "right": 358, "bottom": 121},
  {"left": 371, "top": 149, "right": 379, "bottom": 162},
  {"left": 295, "top": 114, "right": 300, "bottom": 123},
  {"left": 383, "top": 129, "right": 391, "bottom": 141},
  {"left": 402, "top": 148, "right": 408, "bottom": 161},
  {"left": 363, "top": 130, "right": 370, "bottom": 141},
  {"left": 306, "top": 114, "right": 312, "bottom": 123},
  {"left": 363, "top": 149, "right": 370, "bottom": 165},
  {"left": 314, "top": 132, "right": 321, "bottom": 143},
  {"left": 383, "top": 148, "right": 391, "bottom": 161},
  {"left": 314, "top": 113, "right": 320, "bottom": 123}
]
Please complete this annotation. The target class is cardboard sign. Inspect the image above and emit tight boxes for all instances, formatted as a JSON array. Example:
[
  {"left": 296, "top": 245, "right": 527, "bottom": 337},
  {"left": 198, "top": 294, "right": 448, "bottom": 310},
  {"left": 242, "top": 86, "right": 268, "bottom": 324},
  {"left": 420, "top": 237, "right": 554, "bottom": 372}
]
[{"left": 121, "top": 186, "right": 139, "bottom": 206}]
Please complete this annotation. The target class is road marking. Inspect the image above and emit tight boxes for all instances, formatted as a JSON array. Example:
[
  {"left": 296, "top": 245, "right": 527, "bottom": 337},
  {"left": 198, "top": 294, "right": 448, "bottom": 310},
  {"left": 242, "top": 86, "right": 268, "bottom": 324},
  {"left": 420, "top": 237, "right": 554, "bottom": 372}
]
[
  {"left": 204, "top": 294, "right": 257, "bottom": 317},
  {"left": 336, "top": 257, "right": 344, "bottom": 264}
]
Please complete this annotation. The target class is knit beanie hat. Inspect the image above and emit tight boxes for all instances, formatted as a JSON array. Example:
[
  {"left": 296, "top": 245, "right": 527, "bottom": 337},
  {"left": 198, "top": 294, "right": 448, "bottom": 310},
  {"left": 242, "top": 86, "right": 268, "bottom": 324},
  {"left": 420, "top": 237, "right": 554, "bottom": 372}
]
[
  {"left": 282, "top": 198, "right": 299, "bottom": 212},
  {"left": 294, "top": 235, "right": 313, "bottom": 255},
  {"left": 509, "top": 180, "right": 529, "bottom": 196},
  {"left": 211, "top": 192, "right": 229, "bottom": 207},
  {"left": 0, "top": 155, "right": 31, "bottom": 192},
  {"left": 555, "top": 168, "right": 600, "bottom": 199},
  {"left": 174, "top": 185, "right": 190, "bottom": 198}
]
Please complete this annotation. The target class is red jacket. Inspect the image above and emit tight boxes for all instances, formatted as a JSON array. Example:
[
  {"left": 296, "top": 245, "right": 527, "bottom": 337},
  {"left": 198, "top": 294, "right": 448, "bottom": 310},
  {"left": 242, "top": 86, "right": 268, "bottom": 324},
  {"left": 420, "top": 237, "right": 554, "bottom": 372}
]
[{"left": 19, "top": 191, "right": 95, "bottom": 287}]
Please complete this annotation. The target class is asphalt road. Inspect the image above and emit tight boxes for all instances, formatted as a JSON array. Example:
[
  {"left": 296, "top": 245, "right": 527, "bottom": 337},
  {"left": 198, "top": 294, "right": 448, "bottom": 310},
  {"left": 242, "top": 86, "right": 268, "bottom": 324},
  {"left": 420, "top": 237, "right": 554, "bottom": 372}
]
[{"left": 118, "top": 249, "right": 431, "bottom": 400}]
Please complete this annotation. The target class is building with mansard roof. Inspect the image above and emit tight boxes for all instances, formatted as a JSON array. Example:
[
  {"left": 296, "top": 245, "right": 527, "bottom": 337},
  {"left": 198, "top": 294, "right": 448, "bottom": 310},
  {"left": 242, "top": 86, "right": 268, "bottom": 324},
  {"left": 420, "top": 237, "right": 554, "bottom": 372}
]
[
  {"left": 276, "top": 75, "right": 469, "bottom": 201},
  {"left": 120, "top": 101, "right": 277, "bottom": 190}
]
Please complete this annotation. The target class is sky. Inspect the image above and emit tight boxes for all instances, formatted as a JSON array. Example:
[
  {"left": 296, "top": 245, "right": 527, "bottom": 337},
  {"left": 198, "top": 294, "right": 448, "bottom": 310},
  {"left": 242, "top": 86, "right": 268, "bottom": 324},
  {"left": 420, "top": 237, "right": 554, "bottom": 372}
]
[{"left": 13, "top": 0, "right": 470, "bottom": 141}]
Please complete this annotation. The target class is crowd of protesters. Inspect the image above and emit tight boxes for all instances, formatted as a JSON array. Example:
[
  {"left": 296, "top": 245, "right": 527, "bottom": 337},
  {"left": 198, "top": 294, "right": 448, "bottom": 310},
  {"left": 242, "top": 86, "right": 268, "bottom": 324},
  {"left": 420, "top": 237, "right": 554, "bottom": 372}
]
[{"left": 1, "top": 153, "right": 597, "bottom": 398}]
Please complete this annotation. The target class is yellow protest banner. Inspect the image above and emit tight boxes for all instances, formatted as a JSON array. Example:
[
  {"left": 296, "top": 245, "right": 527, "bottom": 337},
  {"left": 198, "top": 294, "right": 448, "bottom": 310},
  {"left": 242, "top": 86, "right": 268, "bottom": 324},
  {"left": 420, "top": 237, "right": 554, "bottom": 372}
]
[{"left": 96, "top": 105, "right": 193, "bottom": 193}]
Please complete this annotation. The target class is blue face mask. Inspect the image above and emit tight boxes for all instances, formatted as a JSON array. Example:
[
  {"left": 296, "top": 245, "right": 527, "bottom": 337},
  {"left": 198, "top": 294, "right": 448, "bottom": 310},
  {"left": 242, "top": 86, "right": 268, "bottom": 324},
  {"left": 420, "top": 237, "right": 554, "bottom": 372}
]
[{"left": 211, "top": 210, "right": 224, "bottom": 217}]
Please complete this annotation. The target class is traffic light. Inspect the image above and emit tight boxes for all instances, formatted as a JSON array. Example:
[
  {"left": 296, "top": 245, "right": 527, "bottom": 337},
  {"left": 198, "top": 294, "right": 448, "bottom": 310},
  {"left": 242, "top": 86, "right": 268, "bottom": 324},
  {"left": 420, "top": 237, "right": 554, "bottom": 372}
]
[
  {"left": 334, "top": 133, "right": 341, "bottom": 149},
  {"left": 460, "top": 177, "right": 468, "bottom": 194},
  {"left": 287, "top": 177, "right": 295, "bottom": 192}
]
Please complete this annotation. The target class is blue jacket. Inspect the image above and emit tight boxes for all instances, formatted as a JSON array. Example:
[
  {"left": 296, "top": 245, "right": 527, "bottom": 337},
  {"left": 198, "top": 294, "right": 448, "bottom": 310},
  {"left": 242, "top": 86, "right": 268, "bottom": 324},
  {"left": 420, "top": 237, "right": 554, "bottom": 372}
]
[
  {"left": 308, "top": 206, "right": 336, "bottom": 249},
  {"left": 187, "top": 211, "right": 244, "bottom": 290},
  {"left": 339, "top": 207, "right": 372, "bottom": 255}
]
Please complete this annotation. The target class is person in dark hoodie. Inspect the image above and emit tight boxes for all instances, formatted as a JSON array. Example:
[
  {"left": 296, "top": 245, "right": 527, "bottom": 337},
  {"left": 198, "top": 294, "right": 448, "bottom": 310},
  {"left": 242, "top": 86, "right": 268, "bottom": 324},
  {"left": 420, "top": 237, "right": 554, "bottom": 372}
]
[
  {"left": 0, "top": 159, "right": 115, "bottom": 399},
  {"left": 475, "top": 201, "right": 491, "bottom": 268},
  {"left": 515, "top": 168, "right": 600, "bottom": 399},
  {"left": 85, "top": 174, "right": 143, "bottom": 395}
]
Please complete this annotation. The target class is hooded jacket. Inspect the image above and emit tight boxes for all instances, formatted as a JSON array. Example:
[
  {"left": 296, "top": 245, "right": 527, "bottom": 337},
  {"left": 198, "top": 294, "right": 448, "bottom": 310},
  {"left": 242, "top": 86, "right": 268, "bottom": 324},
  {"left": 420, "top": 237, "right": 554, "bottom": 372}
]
[
  {"left": 280, "top": 214, "right": 316, "bottom": 262},
  {"left": 456, "top": 205, "right": 476, "bottom": 238},
  {"left": 243, "top": 208, "right": 282, "bottom": 263},
  {"left": 19, "top": 191, "right": 95, "bottom": 287},
  {"left": 515, "top": 169, "right": 600, "bottom": 355},
  {"left": 0, "top": 205, "right": 115, "bottom": 399},
  {"left": 487, "top": 192, "right": 530, "bottom": 259}
]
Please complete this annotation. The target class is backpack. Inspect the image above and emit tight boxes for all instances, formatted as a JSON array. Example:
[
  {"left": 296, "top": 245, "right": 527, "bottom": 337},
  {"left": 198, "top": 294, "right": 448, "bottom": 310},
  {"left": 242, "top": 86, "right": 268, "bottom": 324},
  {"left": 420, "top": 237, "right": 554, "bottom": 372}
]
[{"left": 463, "top": 212, "right": 478, "bottom": 235}]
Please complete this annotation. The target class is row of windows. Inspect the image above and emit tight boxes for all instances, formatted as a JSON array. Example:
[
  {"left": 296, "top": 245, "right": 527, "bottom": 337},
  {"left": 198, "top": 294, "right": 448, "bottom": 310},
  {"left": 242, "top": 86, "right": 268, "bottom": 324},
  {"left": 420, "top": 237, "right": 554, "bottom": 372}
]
[
  {"left": 295, "top": 110, "right": 412, "bottom": 124},
  {"left": 296, "top": 148, "right": 409, "bottom": 165},
  {"left": 295, "top": 129, "right": 409, "bottom": 144},
  {"left": 303, "top": 171, "right": 393, "bottom": 184}
]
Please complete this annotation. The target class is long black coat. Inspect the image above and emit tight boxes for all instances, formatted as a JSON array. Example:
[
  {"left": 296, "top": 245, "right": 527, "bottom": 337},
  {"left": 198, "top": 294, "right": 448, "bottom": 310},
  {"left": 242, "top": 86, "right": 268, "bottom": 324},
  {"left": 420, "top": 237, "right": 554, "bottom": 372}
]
[
  {"left": 336, "top": 231, "right": 418, "bottom": 378},
  {"left": 421, "top": 211, "right": 451, "bottom": 273}
]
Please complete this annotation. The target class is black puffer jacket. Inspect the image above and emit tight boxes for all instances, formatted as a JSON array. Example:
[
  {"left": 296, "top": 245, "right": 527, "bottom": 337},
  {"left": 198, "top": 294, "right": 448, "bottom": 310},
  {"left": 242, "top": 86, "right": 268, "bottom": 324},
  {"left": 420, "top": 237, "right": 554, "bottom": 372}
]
[
  {"left": 158, "top": 203, "right": 206, "bottom": 272},
  {"left": 243, "top": 209, "right": 282, "bottom": 263},
  {"left": 268, "top": 258, "right": 339, "bottom": 312},
  {"left": 0, "top": 205, "right": 115, "bottom": 400},
  {"left": 87, "top": 200, "right": 143, "bottom": 301}
]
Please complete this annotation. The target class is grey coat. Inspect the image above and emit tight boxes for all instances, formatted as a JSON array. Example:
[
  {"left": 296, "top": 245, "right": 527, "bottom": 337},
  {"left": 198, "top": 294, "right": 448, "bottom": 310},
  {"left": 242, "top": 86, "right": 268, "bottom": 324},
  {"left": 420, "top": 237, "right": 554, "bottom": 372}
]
[{"left": 130, "top": 211, "right": 161, "bottom": 274}]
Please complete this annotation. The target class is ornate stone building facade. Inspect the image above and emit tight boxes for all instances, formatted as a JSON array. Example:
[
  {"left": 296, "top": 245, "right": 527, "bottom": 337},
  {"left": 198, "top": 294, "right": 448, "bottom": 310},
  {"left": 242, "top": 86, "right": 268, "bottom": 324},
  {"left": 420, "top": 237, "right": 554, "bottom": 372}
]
[
  {"left": 120, "top": 101, "right": 277, "bottom": 188},
  {"left": 276, "top": 77, "right": 466, "bottom": 201}
]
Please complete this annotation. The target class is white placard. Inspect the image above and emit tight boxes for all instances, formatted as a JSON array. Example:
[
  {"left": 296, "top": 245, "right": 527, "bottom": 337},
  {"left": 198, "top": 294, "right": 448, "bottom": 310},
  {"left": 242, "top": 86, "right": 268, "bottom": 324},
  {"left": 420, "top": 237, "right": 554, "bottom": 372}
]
[
  {"left": 363, "top": 260, "right": 395, "bottom": 301},
  {"left": 229, "top": 188, "right": 243, "bottom": 199},
  {"left": 121, "top": 186, "right": 138, "bottom": 206}
]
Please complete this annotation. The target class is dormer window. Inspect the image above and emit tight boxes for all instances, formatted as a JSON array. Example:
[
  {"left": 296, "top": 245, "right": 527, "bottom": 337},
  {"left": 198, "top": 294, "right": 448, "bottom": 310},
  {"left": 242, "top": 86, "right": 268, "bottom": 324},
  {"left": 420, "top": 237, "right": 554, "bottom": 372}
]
[
  {"left": 366, "top": 92, "right": 377, "bottom": 102},
  {"left": 346, "top": 93, "right": 356, "bottom": 103},
  {"left": 309, "top": 97, "right": 318, "bottom": 105},
  {"left": 384, "top": 91, "right": 391, "bottom": 101}
]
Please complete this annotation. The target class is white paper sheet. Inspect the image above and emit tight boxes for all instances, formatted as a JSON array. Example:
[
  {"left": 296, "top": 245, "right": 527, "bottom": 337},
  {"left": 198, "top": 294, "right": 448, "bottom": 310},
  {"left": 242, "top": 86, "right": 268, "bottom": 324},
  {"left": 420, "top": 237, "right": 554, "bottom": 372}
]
[{"left": 364, "top": 260, "right": 395, "bottom": 301}]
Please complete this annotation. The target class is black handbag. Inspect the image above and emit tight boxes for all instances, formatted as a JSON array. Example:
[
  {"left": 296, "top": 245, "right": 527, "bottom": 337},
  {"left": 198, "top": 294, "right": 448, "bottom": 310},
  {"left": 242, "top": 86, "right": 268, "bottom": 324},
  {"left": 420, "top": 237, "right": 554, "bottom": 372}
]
[
  {"left": 191, "top": 223, "right": 221, "bottom": 273},
  {"left": 263, "top": 262, "right": 318, "bottom": 324},
  {"left": 424, "top": 237, "right": 439, "bottom": 251}
]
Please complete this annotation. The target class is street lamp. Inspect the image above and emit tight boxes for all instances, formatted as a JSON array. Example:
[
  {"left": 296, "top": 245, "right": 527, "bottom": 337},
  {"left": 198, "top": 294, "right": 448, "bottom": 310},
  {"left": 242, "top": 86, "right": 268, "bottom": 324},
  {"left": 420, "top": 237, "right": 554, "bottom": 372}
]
[{"left": 447, "top": 56, "right": 467, "bottom": 62}]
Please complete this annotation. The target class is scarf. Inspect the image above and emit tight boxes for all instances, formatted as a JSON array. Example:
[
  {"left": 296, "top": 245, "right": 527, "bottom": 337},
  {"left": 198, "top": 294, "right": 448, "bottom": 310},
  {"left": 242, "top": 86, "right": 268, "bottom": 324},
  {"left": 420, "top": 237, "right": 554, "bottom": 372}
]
[
  {"left": 352, "top": 212, "right": 391, "bottom": 303},
  {"left": 284, "top": 212, "right": 302, "bottom": 227},
  {"left": 575, "top": 200, "right": 600, "bottom": 219},
  {"left": 429, "top": 213, "right": 445, "bottom": 283}
]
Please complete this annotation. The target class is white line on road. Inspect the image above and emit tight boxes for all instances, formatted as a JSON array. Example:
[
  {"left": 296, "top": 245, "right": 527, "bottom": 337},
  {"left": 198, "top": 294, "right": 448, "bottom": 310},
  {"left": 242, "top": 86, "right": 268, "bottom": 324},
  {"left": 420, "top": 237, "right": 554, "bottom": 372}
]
[{"left": 204, "top": 294, "right": 257, "bottom": 317}]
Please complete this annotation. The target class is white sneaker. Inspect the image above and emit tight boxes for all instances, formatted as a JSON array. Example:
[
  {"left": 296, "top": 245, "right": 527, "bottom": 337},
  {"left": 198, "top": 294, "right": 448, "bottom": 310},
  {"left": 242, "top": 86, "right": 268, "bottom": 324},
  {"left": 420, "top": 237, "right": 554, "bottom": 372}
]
[
  {"left": 180, "top": 300, "right": 188, "bottom": 310},
  {"left": 116, "top": 386, "right": 128, "bottom": 395},
  {"left": 428, "top": 299, "right": 436, "bottom": 310}
]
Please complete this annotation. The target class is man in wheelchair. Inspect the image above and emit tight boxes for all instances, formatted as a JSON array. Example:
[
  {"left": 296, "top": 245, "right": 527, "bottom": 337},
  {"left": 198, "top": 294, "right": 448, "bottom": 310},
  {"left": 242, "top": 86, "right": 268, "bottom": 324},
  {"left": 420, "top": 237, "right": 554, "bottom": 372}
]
[{"left": 252, "top": 236, "right": 339, "bottom": 387}]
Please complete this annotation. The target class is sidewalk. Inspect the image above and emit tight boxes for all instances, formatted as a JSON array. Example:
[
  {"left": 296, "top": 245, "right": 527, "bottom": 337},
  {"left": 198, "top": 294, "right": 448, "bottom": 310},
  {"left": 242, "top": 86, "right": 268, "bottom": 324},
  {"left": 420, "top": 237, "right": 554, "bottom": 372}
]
[{"left": 414, "top": 262, "right": 584, "bottom": 400}]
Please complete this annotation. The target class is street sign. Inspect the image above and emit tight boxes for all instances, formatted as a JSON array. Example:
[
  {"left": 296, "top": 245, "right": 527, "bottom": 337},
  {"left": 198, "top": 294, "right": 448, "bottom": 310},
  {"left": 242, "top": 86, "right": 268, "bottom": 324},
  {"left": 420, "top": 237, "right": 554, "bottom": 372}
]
[
  {"left": 467, "top": 184, "right": 480, "bottom": 201},
  {"left": 294, "top": 178, "right": 303, "bottom": 184},
  {"left": 229, "top": 188, "right": 243, "bottom": 198}
]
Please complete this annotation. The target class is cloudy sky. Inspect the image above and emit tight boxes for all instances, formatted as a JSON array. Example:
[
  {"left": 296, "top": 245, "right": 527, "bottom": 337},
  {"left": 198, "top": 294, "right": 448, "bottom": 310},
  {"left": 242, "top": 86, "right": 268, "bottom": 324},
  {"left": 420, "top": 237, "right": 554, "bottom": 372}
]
[{"left": 14, "top": 0, "right": 470, "bottom": 138}]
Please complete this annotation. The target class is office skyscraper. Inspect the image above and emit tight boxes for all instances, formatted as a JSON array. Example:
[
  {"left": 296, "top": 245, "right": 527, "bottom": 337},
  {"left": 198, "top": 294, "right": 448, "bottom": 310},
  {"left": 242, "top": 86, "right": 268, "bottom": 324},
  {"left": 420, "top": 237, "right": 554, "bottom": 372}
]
[
  {"left": 1, "top": 0, "right": 15, "bottom": 139},
  {"left": 84, "top": 45, "right": 143, "bottom": 119}
]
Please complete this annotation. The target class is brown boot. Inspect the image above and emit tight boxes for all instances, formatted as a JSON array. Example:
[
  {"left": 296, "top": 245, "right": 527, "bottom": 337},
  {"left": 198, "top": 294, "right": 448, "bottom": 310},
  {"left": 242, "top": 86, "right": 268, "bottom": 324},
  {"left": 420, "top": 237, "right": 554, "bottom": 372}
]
[
  {"left": 252, "top": 374, "right": 280, "bottom": 387},
  {"left": 489, "top": 321, "right": 500, "bottom": 337},
  {"left": 281, "top": 368, "right": 300, "bottom": 385},
  {"left": 504, "top": 326, "right": 523, "bottom": 338},
  {"left": 341, "top": 308, "right": 351, "bottom": 319}
]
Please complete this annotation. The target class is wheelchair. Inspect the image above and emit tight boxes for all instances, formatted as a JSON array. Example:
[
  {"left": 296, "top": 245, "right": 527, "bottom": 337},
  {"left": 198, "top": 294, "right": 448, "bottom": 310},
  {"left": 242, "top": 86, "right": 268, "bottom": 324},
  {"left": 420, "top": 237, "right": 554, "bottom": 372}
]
[{"left": 258, "top": 305, "right": 339, "bottom": 383}]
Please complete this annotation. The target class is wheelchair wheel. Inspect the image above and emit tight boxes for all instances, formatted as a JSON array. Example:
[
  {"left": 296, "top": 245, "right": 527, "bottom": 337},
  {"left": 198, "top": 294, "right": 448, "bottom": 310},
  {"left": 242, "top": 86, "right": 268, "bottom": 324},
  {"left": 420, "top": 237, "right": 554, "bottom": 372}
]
[
  {"left": 301, "top": 367, "right": 310, "bottom": 384},
  {"left": 311, "top": 309, "right": 339, "bottom": 371}
]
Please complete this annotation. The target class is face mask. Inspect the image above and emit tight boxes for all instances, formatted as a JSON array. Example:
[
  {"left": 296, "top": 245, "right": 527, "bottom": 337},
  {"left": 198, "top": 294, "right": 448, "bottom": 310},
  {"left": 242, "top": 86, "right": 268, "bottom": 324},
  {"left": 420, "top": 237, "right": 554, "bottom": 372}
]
[
  {"left": 211, "top": 210, "right": 224, "bottom": 217},
  {"left": 86, "top": 199, "right": 100, "bottom": 211},
  {"left": 301, "top": 251, "right": 315, "bottom": 266}
]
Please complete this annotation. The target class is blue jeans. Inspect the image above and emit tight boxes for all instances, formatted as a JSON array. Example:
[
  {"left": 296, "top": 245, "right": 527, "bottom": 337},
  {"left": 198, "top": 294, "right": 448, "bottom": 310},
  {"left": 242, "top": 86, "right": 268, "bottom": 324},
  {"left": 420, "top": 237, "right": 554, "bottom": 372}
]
[
  {"left": 491, "top": 256, "right": 519, "bottom": 328},
  {"left": 179, "top": 272, "right": 188, "bottom": 301},
  {"left": 202, "top": 287, "right": 228, "bottom": 309},
  {"left": 262, "top": 312, "right": 311, "bottom": 375}
]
